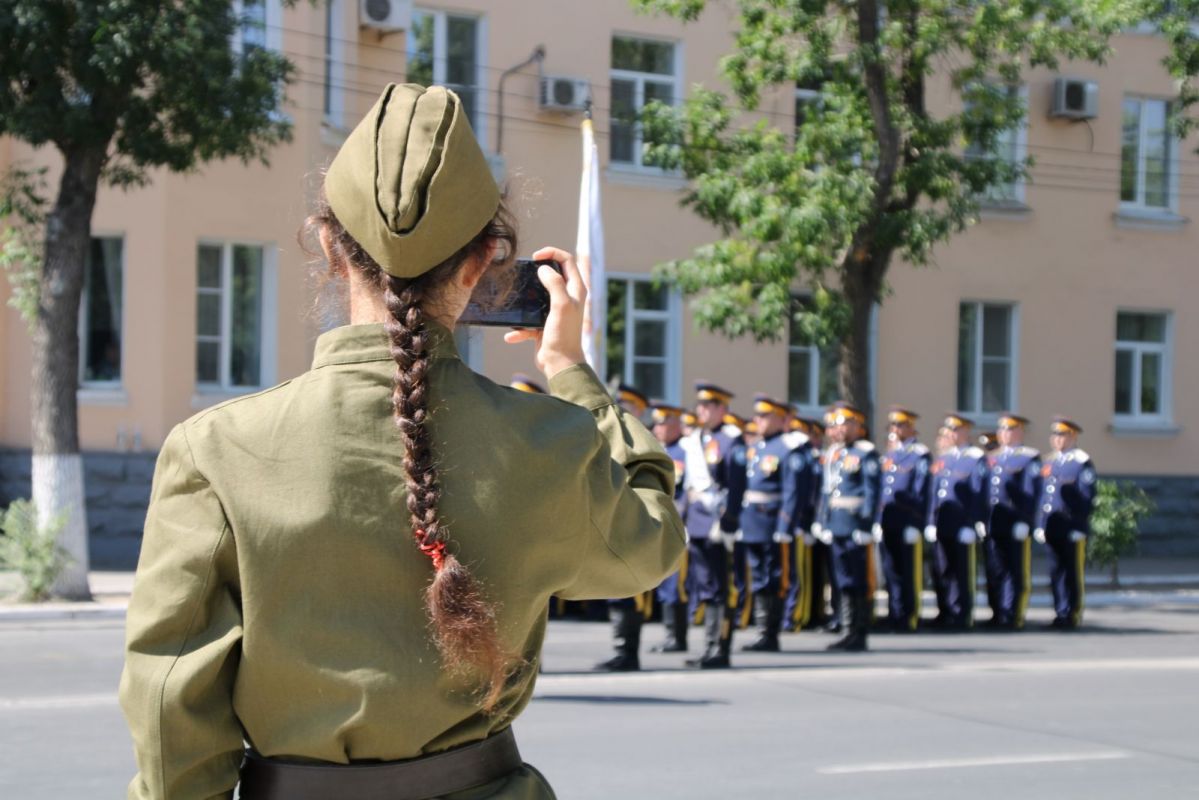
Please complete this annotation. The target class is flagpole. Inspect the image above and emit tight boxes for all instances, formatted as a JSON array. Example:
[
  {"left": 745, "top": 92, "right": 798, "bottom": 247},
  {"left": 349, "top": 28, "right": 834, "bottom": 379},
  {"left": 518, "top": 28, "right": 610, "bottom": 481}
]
[{"left": 576, "top": 98, "right": 606, "bottom": 379}]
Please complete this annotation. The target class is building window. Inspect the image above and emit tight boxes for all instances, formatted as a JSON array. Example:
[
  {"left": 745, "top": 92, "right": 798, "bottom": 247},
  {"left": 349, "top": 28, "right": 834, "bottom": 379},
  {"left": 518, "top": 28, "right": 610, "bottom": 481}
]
[
  {"left": 787, "top": 297, "right": 839, "bottom": 410},
  {"left": 795, "top": 82, "right": 821, "bottom": 130},
  {"left": 1121, "top": 97, "right": 1174, "bottom": 211},
  {"left": 957, "top": 302, "right": 1016, "bottom": 415},
  {"left": 610, "top": 36, "right": 679, "bottom": 168},
  {"left": 606, "top": 277, "right": 680, "bottom": 402},
  {"left": 196, "top": 242, "right": 275, "bottom": 391},
  {"left": 408, "top": 9, "right": 483, "bottom": 136},
  {"left": 323, "top": 0, "right": 345, "bottom": 127},
  {"left": 1115, "top": 311, "right": 1170, "bottom": 420},
  {"left": 965, "top": 83, "right": 1026, "bottom": 205},
  {"left": 79, "top": 237, "right": 124, "bottom": 386}
]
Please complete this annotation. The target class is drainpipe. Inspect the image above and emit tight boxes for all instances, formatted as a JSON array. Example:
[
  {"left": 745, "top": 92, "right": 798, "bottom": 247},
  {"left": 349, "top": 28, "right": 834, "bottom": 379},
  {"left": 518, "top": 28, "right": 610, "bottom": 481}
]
[{"left": 497, "top": 45, "right": 546, "bottom": 156}]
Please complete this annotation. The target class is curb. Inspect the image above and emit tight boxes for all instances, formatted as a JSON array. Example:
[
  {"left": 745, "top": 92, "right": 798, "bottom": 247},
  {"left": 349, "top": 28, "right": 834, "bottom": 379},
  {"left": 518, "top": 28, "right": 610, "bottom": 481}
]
[{"left": 0, "top": 603, "right": 128, "bottom": 623}]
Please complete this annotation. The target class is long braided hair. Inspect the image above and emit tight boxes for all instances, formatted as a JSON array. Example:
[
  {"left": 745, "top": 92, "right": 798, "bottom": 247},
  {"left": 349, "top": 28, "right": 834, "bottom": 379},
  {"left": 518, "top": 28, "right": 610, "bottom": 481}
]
[{"left": 306, "top": 189, "right": 520, "bottom": 711}]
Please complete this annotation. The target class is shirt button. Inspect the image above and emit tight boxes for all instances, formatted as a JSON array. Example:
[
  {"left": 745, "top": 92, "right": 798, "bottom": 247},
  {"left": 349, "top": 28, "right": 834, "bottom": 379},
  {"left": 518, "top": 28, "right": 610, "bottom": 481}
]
[
  {"left": 1043, "top": 504, "right": 1053, "bottom": 513},
  {"left": 992, "top": 477, "right": 1001, "bottom": 485},
  {"left": 991, "top": 498, "right": 999, "bottom": 505},
  {"left": 938, "top": 490, "right": 947, "bottom": 499},
  {"left": 1046, "top": 485, "right": 1055, "bottom": 494}
]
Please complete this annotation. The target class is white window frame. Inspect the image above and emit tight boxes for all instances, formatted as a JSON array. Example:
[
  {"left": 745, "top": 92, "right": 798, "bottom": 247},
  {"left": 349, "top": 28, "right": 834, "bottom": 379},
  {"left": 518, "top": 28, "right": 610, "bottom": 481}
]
[
  {"left": 77, "top": 234, "right": 127, "bottom": 402},
  {"left": 408, "top": 7, "right": 488, "bottom": 149},
  {"left": 195, "top": 240, "right": 279, "bottom": 396},
  {"left": 957, "top": 301, "right": 1019, "bottom": 421},
  {"left": 609, "top": 34, "right": 683, "bottom": 173},
  {"left": 786, "top": 296, "right": 836, "bottom": 415},
  {"left": 1120, "top": 95, "right": 1178, "bottom": 214},
  {"left": 232, "top": 0, "right": 283, "bottom": 56},
  {"left": 608, "top": 273, "right": 682, "bottom": 404},
  {"left": 323, "top": 0, "right": 346, "bottom": 130},
  {"left": 970, "top": 83, "right": 1028, "bottom": 206},
  {"left": 1114, "top": 310, "right": 1173, "bottom": 425}
]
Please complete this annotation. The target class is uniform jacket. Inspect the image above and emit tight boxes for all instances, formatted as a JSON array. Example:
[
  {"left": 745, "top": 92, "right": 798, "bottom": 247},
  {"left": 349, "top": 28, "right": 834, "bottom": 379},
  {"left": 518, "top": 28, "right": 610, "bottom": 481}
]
[
  {"left": 119, "top": 322, "right": 686, "bottom": 800},
  {"left": 876, "top": 438, "right": 931, "bottom": 530},
  {"left": 927, "top": 446, "right": 988, "bottom": 532},
  {"left": 985, "top": 446, "right": 1042, "bottom": 528},
  {"left": 816, "top": 440, "right": 881, "bottom": 537},
  {"left": 1035, "top": 447, "right": 1097, "bottom": 534},
  {"left": 738, "top": 432, "right": 810, "bottom": 543},
  {"left": 665, "top": 438, "right": 688, "bottom": 518},
  {"left": 680, "top": 427, "right": 747, "bottom": 538}
]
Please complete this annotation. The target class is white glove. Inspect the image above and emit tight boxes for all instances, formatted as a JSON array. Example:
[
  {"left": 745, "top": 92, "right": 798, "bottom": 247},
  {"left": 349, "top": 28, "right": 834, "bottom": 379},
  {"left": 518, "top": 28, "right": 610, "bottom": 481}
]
[
  {"left": 958, "top": 526, "right": 976, "bottom": 545},
  {"left": 903, "top": 526, "right": 920, "bottom": 545},
  {"left": 773, "top": 531, "right": 794, "bottom": 544},
  {"left": 1033, "top": 528, "right": 1046, "bottom": 544},
  {"left": 924, "top": 525, "right": 937, "bottom": 543},
  {"left": 871, "top": 523, "right": 883, "bottom": 543},
  {"left": 816, "top": 526, "right": 833, "bottom": 545},
  {"left": 802, "top": 531, "right": 817, "bottom": 546},
  {"left": 852, "top": 529, "right": 873, "bottom": 546},
  {"left": 723, "top": 530, "right": 739, "bottom": 552},
  {"left": 975, "top": 522, "right": 988, "bottom": 540},
  {"left": 1070, "top": 530, "right": 1087, "bottom": 543},
  {"left": 1013, "top": 522, "right": 1030, "bottom": 541},
  {"left": 708, "top": 521, "right": 724, "bottom": 543}
]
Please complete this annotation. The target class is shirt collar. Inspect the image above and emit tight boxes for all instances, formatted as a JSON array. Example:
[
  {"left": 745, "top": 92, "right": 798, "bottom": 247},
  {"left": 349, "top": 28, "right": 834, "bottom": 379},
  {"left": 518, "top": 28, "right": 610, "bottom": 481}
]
[{"left": 311, "top": 321, "right": 461, "bottom": 369}]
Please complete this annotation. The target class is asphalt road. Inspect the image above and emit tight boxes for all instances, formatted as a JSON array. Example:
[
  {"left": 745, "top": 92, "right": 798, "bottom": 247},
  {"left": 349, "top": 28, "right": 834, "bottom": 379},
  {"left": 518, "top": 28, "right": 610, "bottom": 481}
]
[{"left": 2, "top": 602, "right": 1197, "bottom": 799}]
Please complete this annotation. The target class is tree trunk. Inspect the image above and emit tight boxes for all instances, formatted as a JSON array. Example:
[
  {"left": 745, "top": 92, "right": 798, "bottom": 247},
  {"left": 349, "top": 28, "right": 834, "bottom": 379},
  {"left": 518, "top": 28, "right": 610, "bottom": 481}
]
[
  {"left": 838, "top": 251, "right": 887, "bottom": 427},
  {"left": 31, "top": 146, "right": 106, "bottom": 601}
]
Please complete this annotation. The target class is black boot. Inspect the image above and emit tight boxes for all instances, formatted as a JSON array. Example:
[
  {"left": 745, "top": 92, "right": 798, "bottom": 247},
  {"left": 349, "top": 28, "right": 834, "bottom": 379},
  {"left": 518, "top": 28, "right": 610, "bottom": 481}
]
[
  {"left": 840, "top": 595, "right": 869, "bottom": 652},
  {"left": 686, "top": 602, "right": 731, "bottom": 669},
  {"left": 826, "top": 595, "right": 856, "bottom": 651},
  {"left": 595, "top": 605, "right": 641, "bottom": 671},
  {"left": 742, "top": 592, "right": 782, "bottom": 652},
  {"left": 652, "top": 602, "right": 688, "bottom": 652}
]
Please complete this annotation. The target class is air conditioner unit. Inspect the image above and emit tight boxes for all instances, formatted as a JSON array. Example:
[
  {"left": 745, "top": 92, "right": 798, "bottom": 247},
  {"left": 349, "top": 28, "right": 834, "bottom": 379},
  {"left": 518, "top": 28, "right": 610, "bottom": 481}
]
[
  {"left": 539, "top": 76, "right": 590, "bottom": 113},
  {"left": 1051, "top": 77, "right": 1098, "bottom": 120},
  {"left": 360, "top": 0, "right": 411, "bottom": 33}
]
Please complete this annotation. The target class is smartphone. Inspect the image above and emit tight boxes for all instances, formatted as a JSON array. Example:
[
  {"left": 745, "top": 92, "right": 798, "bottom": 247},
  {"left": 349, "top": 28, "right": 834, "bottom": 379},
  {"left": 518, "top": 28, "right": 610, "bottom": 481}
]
[{"left": 458, "top": 258, "right": 562, "bottom": 328}]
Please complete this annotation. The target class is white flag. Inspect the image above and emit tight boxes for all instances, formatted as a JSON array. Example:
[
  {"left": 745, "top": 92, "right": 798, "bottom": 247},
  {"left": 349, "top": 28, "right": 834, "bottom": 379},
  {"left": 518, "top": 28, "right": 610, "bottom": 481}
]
[{"left": 576, "top": 116, "right": 606, "bottom": 377}]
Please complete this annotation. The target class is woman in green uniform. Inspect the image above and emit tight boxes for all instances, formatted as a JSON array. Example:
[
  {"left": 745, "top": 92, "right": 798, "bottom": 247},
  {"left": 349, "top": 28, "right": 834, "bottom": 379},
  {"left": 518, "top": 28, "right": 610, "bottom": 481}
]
[{"left": 119, "top": 84, "right": 686, "bottom": 799}]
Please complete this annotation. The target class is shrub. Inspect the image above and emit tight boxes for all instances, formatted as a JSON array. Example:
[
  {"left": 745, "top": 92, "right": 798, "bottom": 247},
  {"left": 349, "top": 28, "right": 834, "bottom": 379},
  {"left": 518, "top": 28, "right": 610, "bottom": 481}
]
[
  {"left": 1088, "top": 481, "right": 1154, "bottom": 586},
  {"left": 0, "top": 499, "right": 70, "bottom": 602}
]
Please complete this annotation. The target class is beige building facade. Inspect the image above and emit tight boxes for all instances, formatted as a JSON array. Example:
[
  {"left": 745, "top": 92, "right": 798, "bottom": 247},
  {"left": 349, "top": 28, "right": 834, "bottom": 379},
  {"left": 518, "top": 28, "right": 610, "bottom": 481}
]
[{"left": 1, "top": 2, "right": 1195, "bottom": 556}]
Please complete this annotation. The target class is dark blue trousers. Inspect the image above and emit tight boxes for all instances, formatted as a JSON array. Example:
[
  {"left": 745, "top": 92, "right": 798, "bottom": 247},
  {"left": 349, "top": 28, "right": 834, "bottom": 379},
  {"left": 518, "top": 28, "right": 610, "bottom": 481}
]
[
  {"left": 1044, "top": 516, "right": 1085, "bottom": 625},
  {"left": 879, "top": 521, "right": 919, "bottom": 630},
  {"left": 933, "top": 525, "right": 975, "bottom": 626},
  {"left": 983, "top": 509, "right": 1031, "bottom": 627},
  {"left": 743, "top": 540, "right": 782, "bottom": 596},
  {"left": 688, "top": 538, "right": 729, "bottom": 607},
  {"left": 830, "top": 536, "right": 869, "bottom": 598}
]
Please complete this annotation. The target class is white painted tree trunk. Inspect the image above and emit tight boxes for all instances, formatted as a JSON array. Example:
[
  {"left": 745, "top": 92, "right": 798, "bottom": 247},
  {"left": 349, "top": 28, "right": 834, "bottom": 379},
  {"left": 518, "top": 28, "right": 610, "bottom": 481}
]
[{"left": 32, "top": 454, "right": 92, "bottom": 600}]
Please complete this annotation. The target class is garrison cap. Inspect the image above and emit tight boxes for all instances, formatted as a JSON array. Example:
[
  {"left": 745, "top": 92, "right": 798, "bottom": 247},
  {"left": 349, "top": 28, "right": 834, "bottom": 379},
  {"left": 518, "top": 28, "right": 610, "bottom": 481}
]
[
  {"left": 722, "top": 412, "right": 747, "bottom": 430},
  {"left": 681, "top": 410, "right": 698, "bottom": 427},
  {"left": 979, "top": 431, "right": 999, "bottom": 450},
  {"left": 789, "top": 417, "right": 809, "bottom": 433},
  {"left": 510, "top": 373, "right": 545, "bottom": 394},
  {"left": 617, "top": 384, "right": 649, "bottom": 414},
  {"left": 649, "top": 402, "right": 685, "bottom": 424},
  {"left": 695, "top": 381, "right": 734, "bottom": 405},
  {"left": 828, "top": 401, "right": 866, "bottom": 425},
  {"left": 751, "top": 393, "right": 789, "bottom": 417},
  {"left": 325, "top": 84, "right": 500, "bottom": 279},
  {"left": 998, "top": 412, "right": 1031, "bottom": 429},
  {"left": 887, "top": 406, "right": 919, "bottom": 425},
  {"left": 943, "top": 413, "right": 973, "bottom": 430},
  {"left": 1051, "top": 416, "right": 1083, "bottom": 435}
]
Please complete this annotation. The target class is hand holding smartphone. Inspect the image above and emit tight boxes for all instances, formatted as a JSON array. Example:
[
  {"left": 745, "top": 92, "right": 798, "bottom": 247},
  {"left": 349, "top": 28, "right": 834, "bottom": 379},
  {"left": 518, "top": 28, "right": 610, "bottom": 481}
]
[{"left": 458, "top": 258, "right": 563, "bottom": 329}]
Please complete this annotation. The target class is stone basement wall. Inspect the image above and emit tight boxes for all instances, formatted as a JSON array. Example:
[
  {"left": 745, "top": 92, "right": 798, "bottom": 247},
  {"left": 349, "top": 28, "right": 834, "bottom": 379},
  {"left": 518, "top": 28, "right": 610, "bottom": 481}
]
[
  {"left": 0, "top": 448, "right": 157, "bottom": 569},
  {"left": 1, "top": 450, "right": 1196, "bottom": 567}
]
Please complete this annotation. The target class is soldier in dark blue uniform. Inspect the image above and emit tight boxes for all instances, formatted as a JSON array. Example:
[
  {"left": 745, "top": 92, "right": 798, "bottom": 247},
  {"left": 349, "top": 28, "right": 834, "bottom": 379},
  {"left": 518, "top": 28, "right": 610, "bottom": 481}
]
[
  {"left": 1034, "top": 417, "right": 1097, "bottom": 630},
  {"left": 925, "top": 414, "right": 988, "bottom": 630},
  {"left": 814, "top": 402, "right": 880, "bottom": 652},
  {"left": 781, "top": 415, "right": 820, "bottom": 632},
  {"left": 722, "top": 412, "right": 755, "bottom": 631},
  {"left": 595, "top": 383, "right": 654, "bottom": 671},
  {"left": 738, "top": 395, "right": 812, "bottom": 652},
  {"left": 980, "top": 414, "right": 1042, "bottom": 630},
  {"left": 806, "top": 415, "right": 842, "bottom": 632},
  {"left": 680, "top": 382, "right": 747, "bottom": 668},
  {"left": 873, "top": 407, "right": 931, "bottom": 633},
  {"left": 649, "top": 402, "right": 691, "bottom": 653}
]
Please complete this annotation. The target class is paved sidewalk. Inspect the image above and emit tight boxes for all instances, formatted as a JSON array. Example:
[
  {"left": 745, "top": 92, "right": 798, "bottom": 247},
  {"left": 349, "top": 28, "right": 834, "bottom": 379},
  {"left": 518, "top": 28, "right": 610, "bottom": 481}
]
[{"left": 2, "top": 555, "right": 1198, "bottom": 622}]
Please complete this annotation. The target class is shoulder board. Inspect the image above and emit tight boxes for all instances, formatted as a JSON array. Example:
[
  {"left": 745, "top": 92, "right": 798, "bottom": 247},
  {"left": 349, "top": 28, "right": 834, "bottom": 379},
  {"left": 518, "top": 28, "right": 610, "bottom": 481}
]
[
  {"left": 963, "top": 446, "right": 985, "bottom": 458},
  {"left": 1018, "top": 446, "right": 1040, "bottom": 457},
  {"left": 721, "top": 424, "right": 742, "bottom": 439},
  {"left": 911, "top": 443, "right": 930, "bottom": 456},
  {"left": 1071, "top": 448, "right": 1091, "bottom": 462},
  {"left": 853, "top": 440, "right": 876, "bottom": 453}
]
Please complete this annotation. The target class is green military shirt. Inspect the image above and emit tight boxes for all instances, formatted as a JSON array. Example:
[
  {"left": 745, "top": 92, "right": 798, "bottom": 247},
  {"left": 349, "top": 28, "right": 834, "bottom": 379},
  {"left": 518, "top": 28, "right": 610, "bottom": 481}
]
[{"left": 120, "top": 321, "right": 686, "bottom": 799}]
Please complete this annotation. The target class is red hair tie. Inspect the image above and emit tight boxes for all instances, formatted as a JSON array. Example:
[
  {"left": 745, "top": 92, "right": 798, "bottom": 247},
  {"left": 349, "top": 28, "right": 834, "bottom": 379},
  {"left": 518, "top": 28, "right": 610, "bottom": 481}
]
[{"left": 415, "top": 530, "right": 447, "bottom": 571}]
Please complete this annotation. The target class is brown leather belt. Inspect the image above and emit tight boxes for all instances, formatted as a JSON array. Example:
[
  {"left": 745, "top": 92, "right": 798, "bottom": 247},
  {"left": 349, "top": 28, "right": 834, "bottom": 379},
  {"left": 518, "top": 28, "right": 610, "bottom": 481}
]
[{"left": 238, "top": 727, "right": 522, "bottom": 800}]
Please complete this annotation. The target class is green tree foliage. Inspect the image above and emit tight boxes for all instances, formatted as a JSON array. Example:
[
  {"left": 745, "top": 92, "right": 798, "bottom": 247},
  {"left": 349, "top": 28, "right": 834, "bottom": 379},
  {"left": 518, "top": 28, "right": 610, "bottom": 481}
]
[
  {"left": 632, "top": 0, "right": 1148, "bottom": 413},
  {"left": 1088, "top": 480, "right": 1154, "bottom": 586},
  {"left": 1156, "top": 0, "right": 1199, "bottom": 144},
  {"left": 0, "top": 165, "right": 46, "bottom": 328},
  {"left": 0, "top": 499, "right": 69, "bottom": 602}
]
